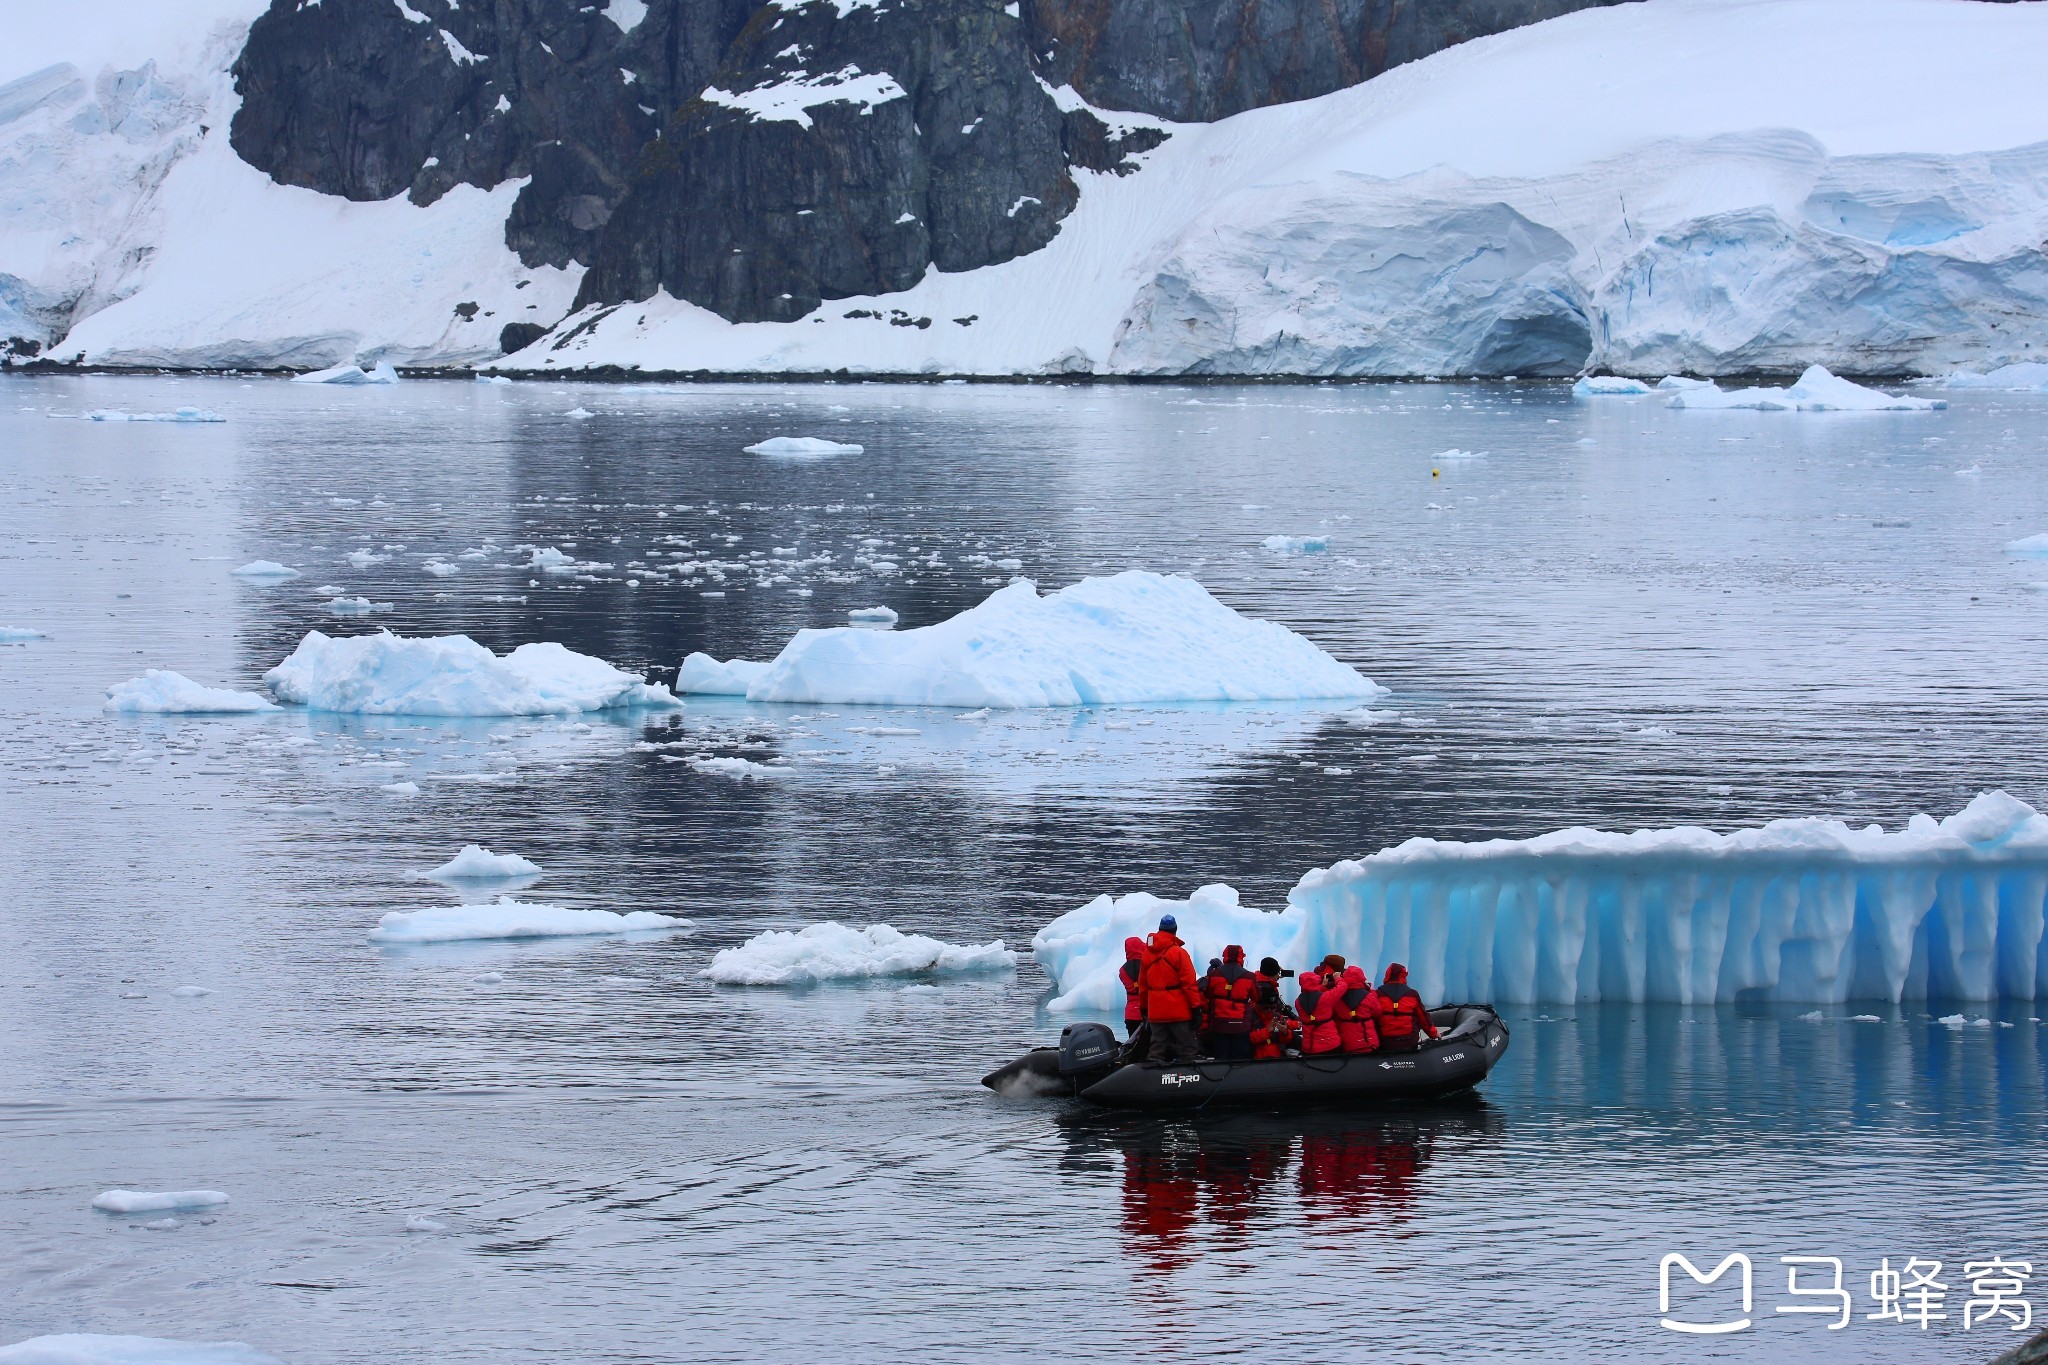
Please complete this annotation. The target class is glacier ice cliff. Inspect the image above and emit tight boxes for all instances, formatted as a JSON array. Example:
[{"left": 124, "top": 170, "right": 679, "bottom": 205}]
[{"left": 1033, "top": 794, "right": 2048, "bottom": 1008}]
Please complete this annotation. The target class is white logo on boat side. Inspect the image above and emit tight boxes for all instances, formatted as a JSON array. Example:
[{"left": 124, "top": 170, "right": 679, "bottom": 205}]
[
  {"left": 1160, "top": 1072, "right": 1202, "bottom": 1087},
  {"left": 1440, "top": 1052, "right": 1466, "bottom": 1062},
  {"left": 1377, "top": 1060, "right": 1416, "bottom": 1069}
]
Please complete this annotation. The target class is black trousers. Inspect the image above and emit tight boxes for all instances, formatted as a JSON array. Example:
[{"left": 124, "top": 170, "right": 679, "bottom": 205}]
[
  {"left": 1145, "top": 1019, "right": 1201, "bottom": 1064},
  {"left": 1202, "top": 1030, "right": 1253, "bottom": 1061}
]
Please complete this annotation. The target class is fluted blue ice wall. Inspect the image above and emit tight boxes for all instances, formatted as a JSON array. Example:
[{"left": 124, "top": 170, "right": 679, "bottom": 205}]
[{"left": 1035, "top": 793, "right": 2048, "bottom": 1008}]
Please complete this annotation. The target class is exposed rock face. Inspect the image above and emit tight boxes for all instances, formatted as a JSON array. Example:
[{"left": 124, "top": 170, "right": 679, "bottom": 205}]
[
  {"left": 1023, "top": 0, "right": 1628, "bottom": 122},
  {"left": 230, "top": 0, "right": 754, "bottom": 269},
  {"left": 578, "top": 0, "right": 1090, "bottom": 323}
]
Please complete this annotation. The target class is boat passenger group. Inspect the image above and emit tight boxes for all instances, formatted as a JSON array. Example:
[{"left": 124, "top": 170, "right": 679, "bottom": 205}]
[{"left": 1118, "top": 915, "right": 1439, "bottom": 1065}]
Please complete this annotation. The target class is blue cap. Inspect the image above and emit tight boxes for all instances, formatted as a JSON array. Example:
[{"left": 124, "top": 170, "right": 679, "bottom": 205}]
[{"left": 1159, "top": 914, "right": 1177, "bottom": 932}]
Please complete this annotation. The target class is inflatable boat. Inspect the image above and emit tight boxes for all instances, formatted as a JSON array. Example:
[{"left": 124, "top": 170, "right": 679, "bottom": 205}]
[{"left": 982, "top": 1004, "right": 1510, "bottom": 1111}]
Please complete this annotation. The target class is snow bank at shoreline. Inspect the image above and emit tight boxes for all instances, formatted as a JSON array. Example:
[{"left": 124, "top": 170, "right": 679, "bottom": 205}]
[
  {"left": 1034, "top": 793, "right": 2048, "bottom": 1008},
  {"left": 676, "top": 571, "right": 1377, "bottom": 708}
]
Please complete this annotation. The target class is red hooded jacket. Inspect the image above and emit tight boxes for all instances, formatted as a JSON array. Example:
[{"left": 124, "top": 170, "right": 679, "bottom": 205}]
[
  {"left": 1203, "top": 946, "right": 1256, "bottom": 1035},
  {"left": 1294, "top": 971, "right": 1341, "bottom": 1054},
  {"left": 1334, "top": 965, "right": 1381, "bottom": 1054},
  {"left": 1118, "top": 936, "right": 1145, "bottom": 1024},
  {"left": 1369, "top": 963, "right": 1439, "bottom": 1043},
  {"left": 1139, "top": 931, "right": 1202, "bottom": 1024}
]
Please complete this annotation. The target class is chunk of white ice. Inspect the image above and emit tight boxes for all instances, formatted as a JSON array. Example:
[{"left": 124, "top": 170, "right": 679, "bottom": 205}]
[
  {"left": 1572, "top": 375, "right": 1653, "bottom": 396},
  {"left": 231, "top": 560, "right": 300, "bottom": 579},
  {"left": 91, "top": 1189, "right": 229, "bottom": 1213},
  {"left": 293, "top": 362, "right": 399, "bottom": 385},
  {"left": 1666, "top": 366, "right": 1946, "bottom": 411},
  {"left": 703, "top": 922, "right": 1015, "bottom": 985},
  {"left": 369, "top": 897, "right": 688, "bottom": 943},
  {"left": 742, "top": 436, "right": 864, "bottom": 456},
  {"left": 1261, "top": 535, "right": 1330, "bottom": 554},
  {"left": 105, "top": 670, "right": 278, "bottom": 714},
  {"left": 264, "top": 630, "right": 679, "bottom": 715},
  {"left": 0, "top": 1336, "right": 282, "bottom": 1365},
  {"left": 325, "top": 596, "right": 394, "bottom": 615},
  {"left": 424, "top": 845, "right": 542, "bottom": 880}
]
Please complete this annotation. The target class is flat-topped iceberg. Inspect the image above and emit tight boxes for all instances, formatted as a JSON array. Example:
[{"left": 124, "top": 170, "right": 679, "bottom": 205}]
[
  {"left": 0, "top": 1335, "right": 282, "bottom": 1365},
  {"left": 1034, "top": 793, "right": 2048, "bottom": 1008},
  {"left": 1572, "top": 375, "right": 1652, "bottom": 397},
  {"left": 1926, "top": 362, "right": 2048, "bottom": 391},
  {"left": 677, "top": 571, "right": 1379, "bottom": 708},
  {"left": 105, "top": 670, "right": 278, "bottom": 714},
  {"left": 1666, "top": 366, "right": 1945, "bottom": 412},
  {"left": 264, "top": 630, "right": 679, "bottom": 715},
  {"left": 369, "top": 898, "right": 686, "bottom": 943},
  {"left": 83, "top": 407, "right": 225, "bottom": 423},
  {"left": 92, "top": 1189, "right": 229, "bottom": 1213},
  {"left": 743, "top": 436, "right": 864, "bottom": 456},
  {"left": 293, "top": 362, "right": 399, "bottom": 385},
  {"left": 704, "top": 922, "right": 1015, "bottom": 985}
]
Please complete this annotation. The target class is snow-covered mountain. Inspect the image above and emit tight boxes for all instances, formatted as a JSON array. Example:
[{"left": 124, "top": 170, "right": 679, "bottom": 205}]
[{"left": 4, "top": 0, "right": 2047, "bottom": 377}]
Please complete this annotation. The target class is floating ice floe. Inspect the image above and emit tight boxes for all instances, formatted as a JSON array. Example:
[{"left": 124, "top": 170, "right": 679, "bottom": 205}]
[
  {"left": 742, "top": 436, "right": 864, "bottom": 456},
  {"left": 678, "top": 755, "right": 779, "bottom": 780},
  {"left": 563, "top": 407, "right": 594, "bottom": 419},
  {"left": 474, "top": 374, "right": 512, "bottom": 386},
  {"left": 230, "top": 560, "right": 300, "bottom": 579},
  {"left": 1572, "top": 375, "right": 1652, "bottom": 397},
  {"left": 1923, "top": 362, "right": 2048, "bottom": 391},
  {"left": 1033, "top": 792, "right": 2048, "bottom": 1008},
  {"left": 0, "top": 1335, "right": 283, "bottom": 1365},
  {"left": 168, "top": 986, "right": 213, "bottom": 999},
  {"left": 424, "top": 845, "right": 542, "bottom": 880},
  {"left": 382, "top": 780, "right": 420, "bottom": 796},
  {"left": 703, "top": 922, "right": 1014, "bottom": 985},
  {"left": 325, "top": 596, "right": 394, "bottom": 615},
  {"left": 1261, "top": 535, "right": 1330, "bottom": 554},
  {"left": 0, "top": 627, "right": 47, "bottom": 642},
  {"left": 105, "top": 670, "right": 278, "bottom": 714},
  {"left": 1665, "top": 366, "right": 1946, "bottom": 412},
  {"left": 368, "top": 897, "right": 687, "bottom": 943},
  {"left": 1657, "top": 376, "right": 1714, "bottom": 391},
  {"left": 344, "top": 549, "right": 388, "bottom": 569},
  {"left": 677, "top": 570, "right": 1379, "bottom": 707},
  {"left": 405, "top": 1214, "right": 448, "bottom": 1231},
  {"left": 81, "top": 407, "right": 225, "bottom": 423},
  {"left": 263, "top": 630, "right": 679, "bottom": 715},
  {"left": 1430, "top": 448, "right": 1486, "bottom": 460},
  {"left": 293, "top": 362, "right": 399, "bottom": 385},
  {"left": 847, "top": 605, "right": 899, "bottom": 625},
  {"left": 2005, "top": 533, "right": 2048, "bottom": 558},
  {"left": 92, "top": 1189, "right": 229, "bottom": 1213}
]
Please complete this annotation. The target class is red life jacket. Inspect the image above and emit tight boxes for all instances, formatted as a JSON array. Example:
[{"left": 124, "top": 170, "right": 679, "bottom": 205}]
[
  {"left": 1138, "top": 933, "right": 1202, "bottom": 1024},
  {"left": 1119, "top": 957, "right": 1143, "bottom": 1024},
  {"left": 1252, "top": 1014, "right": 1298, "bottom": 1059},
  {"left": 1295, "top": 975, "right": 1340, "bottom": 1055},
  {"left": 1336, "top": 982, "right": 1380, "bottom": 1054},
  {"left": 1204, "top": 961, "right": 1256, "bottom": 1033},
  {"left": 1372, "top": 980, "right": 1436, "bottom": 1044}
]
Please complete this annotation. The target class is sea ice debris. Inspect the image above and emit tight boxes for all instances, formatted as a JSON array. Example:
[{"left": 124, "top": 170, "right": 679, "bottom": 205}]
[
  {"left": 0, "top": 1337, "right": 283, "bottom": 1365},
  {"left": 1924, "top": 362, "right": 2048, "bottom": 391},
  {"left": 105, "top": 670, "right": 278, "bottom": 714},
  {"left": 91, "top": 1189, "right": 229, "bottom": 1213},
  {"left": 847, "top": 605, "right": 899, "bottom": 625},
  {"left": 83, "top": 407, "right": 224, "bottom": 423},
  {"left": 2005, "top": 533, "right": 2048, "bottom": 558},
  {"left": 231, "top": 561, "right": 300, "bottom": 579},
  {"left": 675, "top": 654, "right": 773, "bottom": 695},
  {"left": 703, "top": 922, "right": 1015, "bottom": 985},
  {"left": 405, "top": 1214, "right": 447, "bottom": 1231},
  {"left": 424, "top": 845, "right": 542, "bottom": 880},
  {"left": 1572, "top": 376, "right": 1652, "bottom": 396},
  {"left": 1667, "top": 366, "right": 1946, "bottom": 412},
  {"left": 325, "top": 596, "right": 394, "bottom": 615},
  {"left": 263, "top": 630, "right": 679, "bottom": 715},
  {"left": 368, "top": 897, "right": 687, "bottom": 943},
  {"left": 293, "top": 363, "right": 399, "bottom": 385},
  {"left": 1262, "top": 535, "right": 1330, "bottom": 554},
  {"left": 0, "top": 627, "right": 48, "bottom": 642},
  {"left": 742, "top": 436, "right": 864, "bottom": 455},
  {"left": 168, "top": 986, "right": 213, "bottom": 999}
]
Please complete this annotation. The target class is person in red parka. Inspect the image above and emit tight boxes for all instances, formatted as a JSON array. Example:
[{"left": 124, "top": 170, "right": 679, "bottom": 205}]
[
  {"left": 1333, "top": 964, "right": 1381, "bottom": 1054},
  {"left": 1139, "top": 915, "right": 1204, "bottom": 1064},
  {"left": 1294, "top": 970, "right": 1341, "bottom": 1055},
  {"left": 1118, "top": 936, "right": 1145, "bottom": 1038},
  {"left": 1201, "top": 944, "right": 1258, "bottom": 1061},
  {"left": 1370, "top": 962, "right": 1440, "bottom": 1052}
]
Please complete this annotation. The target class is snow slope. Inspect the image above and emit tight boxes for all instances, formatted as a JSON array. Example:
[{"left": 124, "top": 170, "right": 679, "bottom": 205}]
[
  {"left": 1033, "top": 792, "right": 2048, "bottom": 1008},
  {"left": 514, "top": 0, "right": 2048, "bottom": 378},
  {"left": 0, "top": 2, "right": 579, "bottom": 366}
]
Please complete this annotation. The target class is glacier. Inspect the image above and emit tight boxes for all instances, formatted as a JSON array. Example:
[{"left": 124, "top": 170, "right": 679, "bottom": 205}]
[
  {"left": 1032, "top": 793, "right": 2048, "bottom": 1008},
  {"left": 676, "top": 570, "right": 1379, "bottom": 708}
]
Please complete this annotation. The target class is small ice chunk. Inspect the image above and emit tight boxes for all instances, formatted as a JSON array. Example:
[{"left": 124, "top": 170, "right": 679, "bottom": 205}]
[
  {"left": 473, "top": 972, "right": 505, "bottom": 984},
  {"left": 526, "top": 546, "right": 575, "bottom": 570},
  {"left": 264, "top": 630, "right": 679, "bottom": 715},
  {"left": 92, "top": 1189, "right": 230, "bottom": 1213},
  {"left": 424, "top": 845, "right": 542, "bottom": 880},
  {"left": 682, "top": 755, "right": 779, "bottom": 780},
  {"left": 382, "top": 780, "right": 420, "bottom": 796},
  {"left": 847, "top": 605, "right": 898, "bottom": 625},
  {"left": 1430, "top": 448, "right": 1487, "bottom": 460},
  {"left": 369, "top": 897, "right": 687, "bottom": 943},
  {"left": 83, "top": 407, "right": 225, "bottom": 423},
  {"left": 1850, "top": 1014, "right": 1883, "bottom": 1022},
  {"left": 231, "top": 560, "right": 300, "bottom": 579},
  {"left": 0, "top": 1337, "right": 282, "bottom": 1365},
  {"left": 475, "top": 374, "right": 512, "bottom": 385},
  {"left": 675, "top": 653, "right": 772, "bottom": 696},
  {"left": 742, "top": 436, "right": 864, "bottom": 456},
  {"left": 294, "top": 362, "right": 400, "bottom": 385},
  {"left": 1797, "top": 1009, "right": 1824, "bottom": 1021},
  {"left": 1333, "top": 707, "right": 1396, "bottom": 726},
  {"left": 1667, "top": 366, "right": 1946, "bottom": 411},
  {"left": 405, "top": 1214, "right": 447, "bottom": 1231},
  {"left": 1262, "top": 535, "right": 1330, "bottom": 554},
  {"left": 326, "top": 596, "right": 394, "bottom": 615},
  {"left": 1572, "top": 375, "right": 1652, "bottom": 397},
  {"left": 168, "top": 986, "right": 213, "bottom": 999},
  {"left": 105, "top": 670, "right": 278, "bottom": 714},
  {"left": 422, "top": 560, "right": 458, "bottom": 577},
  {"left": 2005, "top": 533, "right": 2048, "bottom": 558},
  {"left": 704, "top": 922, "right": 1015, "bottom": 985},
  {"left": 0, "top": 627, "right": 48, "bottom": 642},
  {"left": 1922, "top": 361, "right": 2048, "bottom": 391},
  {"left": 563, "top": 407, "right": 595, "bottom": 419},
  {"left": 142, "top": 1218, "right": 183, "bottom": 1230}
]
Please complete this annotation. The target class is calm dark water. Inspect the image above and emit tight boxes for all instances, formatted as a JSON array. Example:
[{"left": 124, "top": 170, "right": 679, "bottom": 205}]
[{"left": 3, "top": 374, "right": 2046, "bottom": 1363}]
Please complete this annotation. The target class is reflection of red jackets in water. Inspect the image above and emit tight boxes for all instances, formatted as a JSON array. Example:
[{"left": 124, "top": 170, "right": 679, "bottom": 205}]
[
  {"left": 1370, "top": 963, "right": 1439, "bottom": 1049},
  {"left": 1294, "top": 972, "right": 1340, "bottom": 1054},
  {"left": 1139, "top": 932, "right": 1202, "bottom": 1023},
  {"left": 1119, "top": 937, "right": 1144, "bottom": 1026},
  {"left": 1334, "top": 966, "right": 1380, "bottom": 1053}
]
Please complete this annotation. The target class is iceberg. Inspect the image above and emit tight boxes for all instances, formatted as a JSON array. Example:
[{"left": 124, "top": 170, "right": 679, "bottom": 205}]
[
  {"left": 847, "top": 605, "right": 899, "bottom": 625},
  {"left": 703, "top": 922, "right": 1015, "bottom": 985},
  {"left": 263, "top": 630, "right": 679, "bottom": 715},
  {"left": 1261, "top": 535, "right": 1331, "bottom": 554},
  {"left": 676, "top": 570, "right": 1379, "bottom": 708},
  {"left": 105, "top": 670, "right": 278, "bottom": 714},
  {"left": 0, "top": 627, "right": 47, "bottom": 642},
  {"left": 1572, "top": 375, "right": 1652, "bottom": 396},
  {"left": 2005, "top": 534, "right": 2048, "bottom": 558},
  {"left": 91, "top": 1189, "right": 229, "bottom": 1213},
  {"left": 424, "top": 845, "right": 542, "bottom": 880},
  {"left": 369, "top": 897, "right": 686, "bottom": 943},
  {"left": 1925, "top": 362, "right": 2048, "bottom": 391},
  {"left": 230, "top": 560, "right": 300, "bottom": 579},
  {"left": 475, "top": 373, "right": 512, "bottom": 385},
  {"left": 0, "top": 1337, "right": 281, "bottom": 1365},
  {"left": 742, "top": 436, "right": 864, "bottom": 456},
  {"left": 293, "top": 362, "right": 399, "bottom": 385},
  {"left": 1666, "top": 366, "right": 1946, "bottom": 412},
  {"left": 1033, "top": 793, "right": 2048, "bottom": 1008},
  {"left": 82, "top": 407, "right": 225, "bottom": 422}
]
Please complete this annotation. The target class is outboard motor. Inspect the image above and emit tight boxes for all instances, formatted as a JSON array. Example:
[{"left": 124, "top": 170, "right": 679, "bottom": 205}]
[{"left": 1057, "top": 1022, "right": 1119, "bottom": 1078}]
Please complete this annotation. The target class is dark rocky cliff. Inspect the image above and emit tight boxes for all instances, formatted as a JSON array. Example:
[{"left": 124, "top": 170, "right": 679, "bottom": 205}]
[{"left": 229, "top": 0, "right": 1622, "bottom": 330}]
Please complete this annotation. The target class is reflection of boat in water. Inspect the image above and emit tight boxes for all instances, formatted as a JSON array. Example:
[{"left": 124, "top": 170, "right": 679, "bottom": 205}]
[
  {"left": 983, "top": 1005, "right": 1510, "bottom": 1110},
  {"left": 1062, "top": 1100, "right": 1507, "bottom": 1271}
]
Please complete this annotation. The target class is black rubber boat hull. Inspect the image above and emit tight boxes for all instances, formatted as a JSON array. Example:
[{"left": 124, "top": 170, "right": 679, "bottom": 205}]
[{"left": 983, "top": 1005, "right": 1510, "bottom": 1111}]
